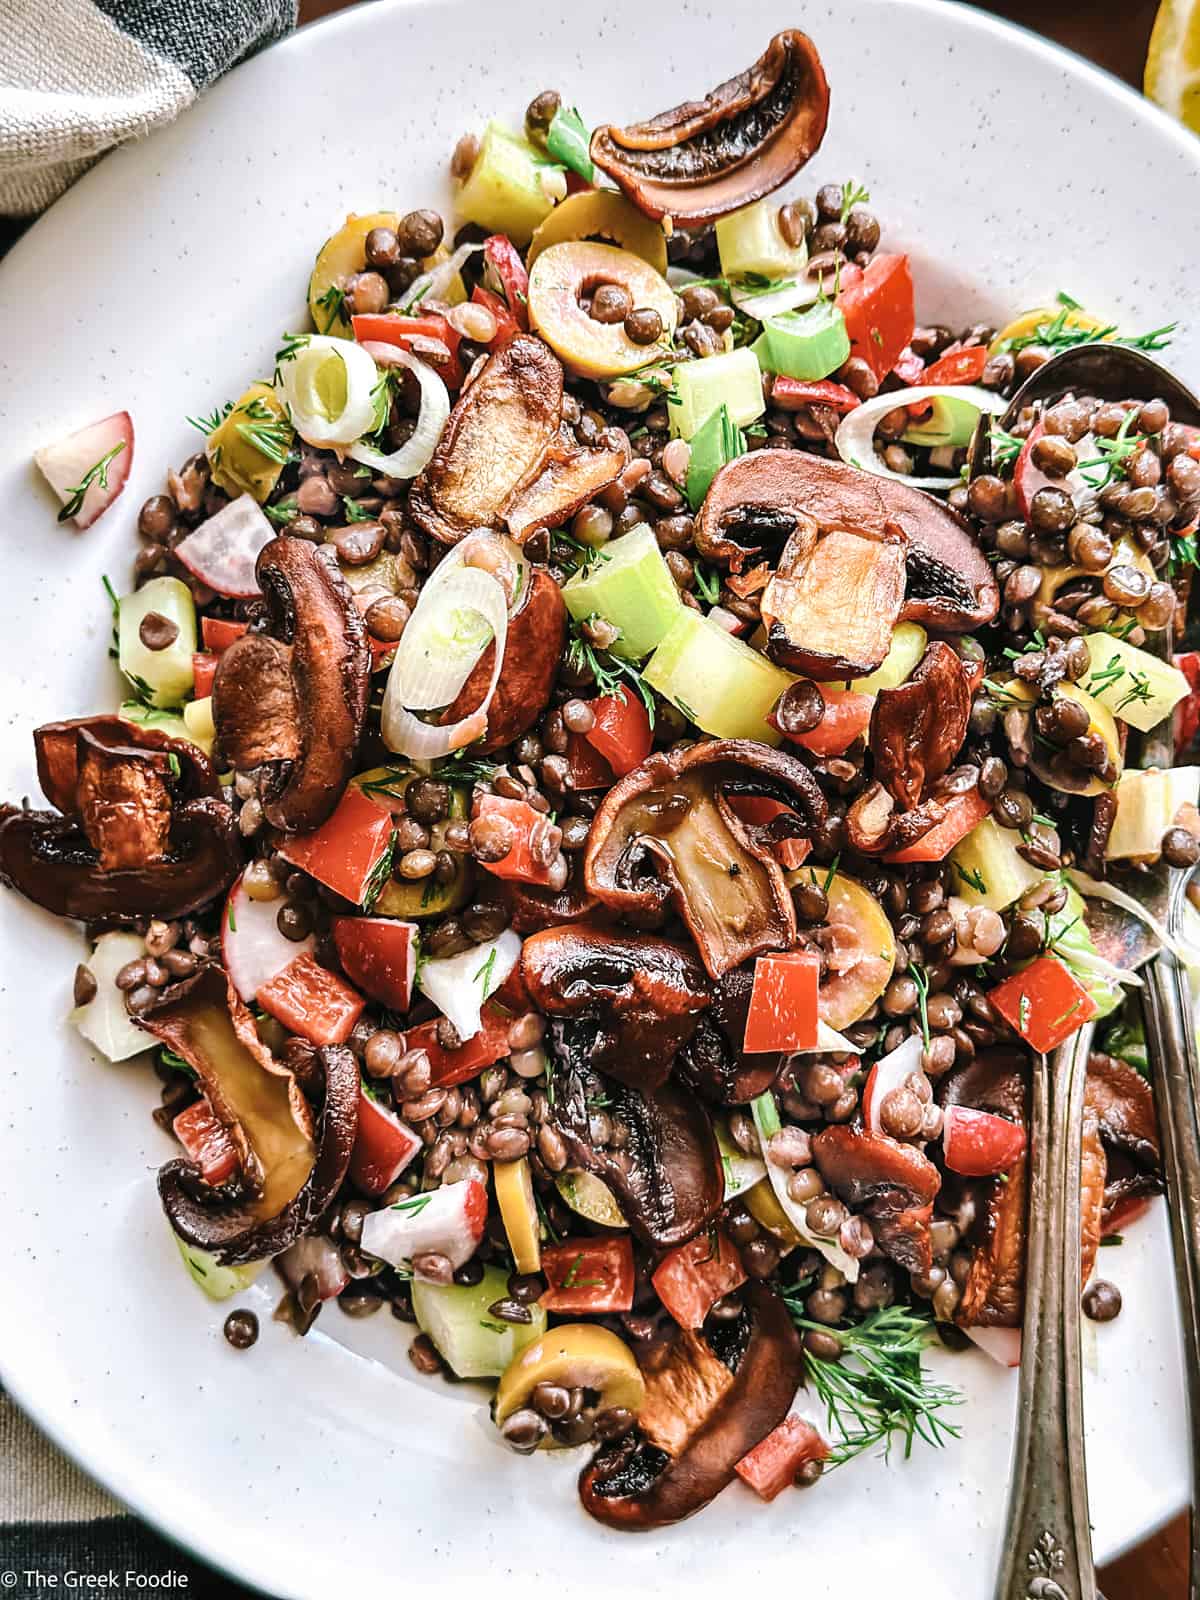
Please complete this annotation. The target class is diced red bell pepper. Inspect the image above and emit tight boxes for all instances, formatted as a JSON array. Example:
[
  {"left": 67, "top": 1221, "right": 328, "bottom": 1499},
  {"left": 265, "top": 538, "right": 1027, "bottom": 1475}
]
[
  {"left": 988, "top": 956, "right": 1097, "bottom": 1055},
  {"left": 651, "top": 1227, "right": 746, "bottom": 1329},
  {"left": 191, "top": 652, "right": 218, "bottom": 699},
  {"left": 566, "top": 731, "right": 615, "bottom": 790},
  {"left": 884, "top": 789, "right": 992, "bottom": 863},
  {"left": 1173, "top": 650, "right": 1200, "bottom": 751},
  {"left": 276, "top": 785, "right": 396, "bottom": 907},
  {"left": 471, "top": 284, "right": 521, "bottom": 345},
  {"left": 349, "top": 1086, "right": 421, "bottom": 1196},
  {"left": 257, "top": 951, "right": 365, "bottom": 1046},
  {"left": 770, "top": 377, "right": 861, "bottom": 415},
  {"left": 837, "top": 254, "right": 915, "bottom": 383},
  {"left": 332, "top": 915, "right": 417, "bottom": 1011},
  {"left": 404, "top": 1002, "right": 512, "bottom": 1088},
  {"left": 941, "top": 1105, "right": 1026, "bottom": 1177},
  {"left": 472, "top": 792, "right": 555, "bottom": 885},
  {"left": 351, "top": 311, "right": 464, "bottom": 388},
  {"left": 743, "top": 950, "right": 820, "bottom": 1053},
  {"left": 368, "top": 635, "right": 397, "bottom": 672},
  {"left": 173, "top": 1097, "right": 239, "bottom": 1187},
  {"left": 735, "top": 1416, "right": 831, "bottom": 1502},
  {"left": 200, "top": 616, "right": 249, "bottom": 653},
  {"left": 540, "top": 1236, "right": 636, "bottom": 1313},
  {"left": 773, "top": 685, "right": 873, "bottom": 758},
  {"left": 725, "top": 796, "right": 812, "bottom": 870},
  {"left": 584, "top": 690, "right": 652, "bottom": 777},
  {"left": 919, "top": 345, "right": 989, "bottom": 387},
  {"left": 482, "top": 234, "right": 530, "bottom": 329}
]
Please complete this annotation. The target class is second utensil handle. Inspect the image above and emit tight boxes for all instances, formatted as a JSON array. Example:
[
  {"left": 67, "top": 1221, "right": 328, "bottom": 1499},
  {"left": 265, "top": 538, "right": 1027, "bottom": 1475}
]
[{"left": 995, "top": 1023, "right": 1097, "bottom": 1600}]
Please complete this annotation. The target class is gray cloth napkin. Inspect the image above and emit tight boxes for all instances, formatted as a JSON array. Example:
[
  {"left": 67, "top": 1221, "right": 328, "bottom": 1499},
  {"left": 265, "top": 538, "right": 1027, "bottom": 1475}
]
[{"left": 0, "top": 9, "right": 295, "bottom": 1589}]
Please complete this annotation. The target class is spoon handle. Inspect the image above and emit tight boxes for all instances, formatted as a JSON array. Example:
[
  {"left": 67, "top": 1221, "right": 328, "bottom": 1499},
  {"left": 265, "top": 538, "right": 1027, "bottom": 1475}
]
[
  {"left": 995, "top": 1023, "right": 1097, "bottom": 1600},
  {"left": 1144, "top": 945, "right": 1200, "bottom": 1594}
]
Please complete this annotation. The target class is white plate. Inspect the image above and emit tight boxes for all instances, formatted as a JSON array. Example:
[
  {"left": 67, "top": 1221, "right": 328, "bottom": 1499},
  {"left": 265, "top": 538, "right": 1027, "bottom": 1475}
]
[{"left": 0, "top": 1, "right": 1194, "bottom": 1594}]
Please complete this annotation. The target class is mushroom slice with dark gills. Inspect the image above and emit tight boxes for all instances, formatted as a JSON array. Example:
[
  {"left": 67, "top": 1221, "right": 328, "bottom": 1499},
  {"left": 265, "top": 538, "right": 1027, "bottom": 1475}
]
[
  {"left": 578, "top": 1282, "right": 804, "bottom": 1528},
  {"left": 589, "top": 31, "right": 830, "bottom": 225},
  {"left": 521, "top": 925, "right": 711, "bottom": 1091},
  {"left": 870, "top": 642, "right": 973, "bottom": 812},
  {"left": 812, "top": 1124, "right": 942, "bottom": 1275},
  {"left": 0, "top": 716, "right": 239, "bottom": 923},
  {"left": 676, "top": 962, "right": 781, "bottom": 1105},
  {"left": 583, "top": 740, "right": 827, "bottom": 981},
  {"left": 548, "top": 1034, "right": 723, "bottom": 1249},
  {"left": 212, "top": 536, "right": 370, "bottom": 834},
  {"left": 1086, "top": 1051, "right": 1163, "bottom": 1234},
  {"left": 697, "top": 449, "right": 998, "bottom": 630},
  {"left": 143, "top": 965, "right": 358, "bottom": 1266}
]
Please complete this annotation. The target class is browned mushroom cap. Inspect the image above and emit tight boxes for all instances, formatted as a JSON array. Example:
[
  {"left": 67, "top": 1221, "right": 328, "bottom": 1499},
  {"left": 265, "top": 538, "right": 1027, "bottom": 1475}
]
[
  {"left": 143, "top": 966, "right": 358, "bottom": 1266},
  {"left": 676, "top": 962, "right": 780, "bottom": 1105},
  {"left": 845, "top": 783, "right": 953, "bottom": 859},
  {"left": 408, "top": 336, "right": 564, "bottom": 546},
  {"left": 522, "top": 924, "right": 710, "bottom": 1090},
  {"left": 579, "top": 1282, "right": 803, "bottom": 1528},
  {"left": 505, "top": 446, "right": 625, "bottom": 546},
  {"left": 501, "top": 865, "right": 601, "bottom": 935},
  {"left": 1086, "top": 1052, "right": 1163, "bottom": 1234},
  {"left": 870, "top": 642, "right": 971, "bottom": 811},
  {"left": 550, "top": 1046, "right": 722, "bottom": 1248},
  {"left": 441, "top": 569, "right": 566, "bottom": 753},
  {"left": 761, "top": 518, "right": 907, "bottom": 681},
  {"left": 583, "top": 741, "right": 826, "bottom": 980},
  {"left": 589, "top": 31, "right": 830, "bottom": 225},
  {"left": 34, "top": 715, "right": 215, "bottom": 816},
  {"left": 213, "top": 537, "right": 369, "bottom": 834},
  {"left": 695, "top": 450, "right": 998, "bottom": 630},
  {"left": 812, "top": 1124, "right": 941, "bottom": 1275}
]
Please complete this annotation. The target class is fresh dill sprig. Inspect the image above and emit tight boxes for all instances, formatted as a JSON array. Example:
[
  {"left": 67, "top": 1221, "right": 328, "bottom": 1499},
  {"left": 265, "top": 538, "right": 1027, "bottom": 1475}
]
[
  {"left": 264, "top": 497, "right": 299, "bottom": 528},
  {"left": 233, "top": 396, "right": 292, "bottom": 466},
  {"left": 314, "top": 283, "right": 347, "bottom": 333},
  {"left": 186, "top": 401, "right": 234, "bottom": 436},
  {"left": 551, "top": 529, "right": 611, "bottom": 574},
  {"left": 343, "top": 497, "right": 375, "bottom": 523},
  {"left": 988, "top": 426, "right": 1024, "bottom": 470},
  {"left": 909, "top": 961, "right": 932, "bottom": 1050},
  {"left": 1075, "top": 410, "right": 1146, "bottom": 490},
  {"left": 1170, "top": 533, "right": 1200, "bottom": 576},
  {"left": 693, "top": 560, "right": 722, "bottom": 606},
  {"left": 57, "top": 442, "right": 126, "bottom": 524},
  {"left": 435, "top": 753, "right": 502, "bottom": 786},
  {"left": 781, "top": 1300, "right": 963, "bottom": 1466},
  {"left": 839, "top": 179, "right": 870, "bottom": 222},
  {"left": 361, "top": 829, "right": 397, "bottom": 911},
  {"left": 566, "top": 619, "right": 656, "bottom": 728}
]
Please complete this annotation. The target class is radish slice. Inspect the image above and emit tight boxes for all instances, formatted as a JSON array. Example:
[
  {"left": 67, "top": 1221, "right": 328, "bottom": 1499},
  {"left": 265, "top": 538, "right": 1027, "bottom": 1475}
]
[
  {"left": 417, "top": 927, "right": 521, "bottom": 1042},
  {"left": 277, "top": 1233, "right": 350, "bottom": 1301},
  {"left": 35, "top": 411, "right": 134, "bottom": 529},
  {"left": 397, "top": 241, "right": 483, "bottom": 311},
  {"left": 349, "top": 1089, "right": 422, "bottom": 1197},
  {"left": 360, "top": 1179, "right": 488, "bottom": 1275},
  {"left": 942, "top": 1105, "right": 1026, "bottom": 1177},
  {"left": 175, "top": 494, "right": 276, "bottom": 599},
  {"left": 835, "top": 386, "right": 1006, "bottom": 491},
  {"left": 965, "top": 1325, "right": 1022, "bottom": 1368},
  {"left": 862, "top": 1033, "right": 926, "bottom": 1134},
  {"left": 350, "top": 347, "right": 449, "bottom": 480},
  {"left": 275, "top": 334, "right": 379, "bottom": 449},
  {"left": 221, "top": 872, "right": 315, "bottom": 1002}
]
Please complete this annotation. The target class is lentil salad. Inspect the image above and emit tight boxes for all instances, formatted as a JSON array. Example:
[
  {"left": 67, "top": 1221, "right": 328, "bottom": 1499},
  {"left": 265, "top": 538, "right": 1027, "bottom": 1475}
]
[{"left": 5, "top": 26, "right": 1198, "bottom": 1526}]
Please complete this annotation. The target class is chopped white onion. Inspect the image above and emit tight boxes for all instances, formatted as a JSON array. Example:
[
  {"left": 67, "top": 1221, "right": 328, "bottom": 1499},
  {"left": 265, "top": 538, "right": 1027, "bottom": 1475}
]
[
  {"left": 1068, "top": 868, "right": 1194, "bottom": 964},
  {"left": 417, "top": 928, "right": 522, "bottom": 1042},
  {"left": 730, "top": 276, "right": 822, "bottom": 319},
  {"left": 381, "top": 562, "right": 509, "bottom": 759},
  {"left": 349, "top": 346, "right": 449, "bottom": 480},
  {"left": 398, "top": 241, "right": 483, "bottom": 311},
  {"left": 834, "top": 385, "right": 1007, "bottom": 492},
  {"left": 750, "top": 1092, "right": 859, "bottom": 1282},
  {"left": 275, "top": 334, "right": 379, "bottom": 448},
  {"left": 1063, "top": 942, "right": 1144, "bottom": 990}
]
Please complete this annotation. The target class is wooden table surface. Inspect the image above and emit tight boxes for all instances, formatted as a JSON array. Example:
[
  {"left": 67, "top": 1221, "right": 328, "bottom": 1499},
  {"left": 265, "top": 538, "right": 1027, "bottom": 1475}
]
[{"left": 297, "top": 2, "right": 1187, "bottom": 1592}]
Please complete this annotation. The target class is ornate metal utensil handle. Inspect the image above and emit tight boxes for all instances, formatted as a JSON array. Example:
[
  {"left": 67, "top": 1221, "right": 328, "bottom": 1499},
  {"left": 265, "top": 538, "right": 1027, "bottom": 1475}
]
[{"left": 995, "top": 1023, "right": 1097, "bottom": 1600}]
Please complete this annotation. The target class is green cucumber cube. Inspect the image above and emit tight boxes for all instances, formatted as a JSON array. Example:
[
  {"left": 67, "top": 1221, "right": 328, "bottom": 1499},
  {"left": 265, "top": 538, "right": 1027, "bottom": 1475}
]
[
  {"left": 561, "top": 521, "right": 681, "bottom": 660},
  {"left": 644, "top": 608, "right": 793, "bottom": 742},
  {"left": 412, "top": 1265, "right": 547, "bottom": 1379},
  {"left": 1081, "top": 632, "right": 1190, "bottom": 732},
  {"left": 669, "top": 348, "right": 765, "bottom": 439},
  {"left": 117, "top": 576, "right": 197, "bottom": 708},
  {"left": 750, "top": 302, "right": 850, "bottom": 381},
  {"left": 715, "top": 200, "right": 809, "bottom": 281}
]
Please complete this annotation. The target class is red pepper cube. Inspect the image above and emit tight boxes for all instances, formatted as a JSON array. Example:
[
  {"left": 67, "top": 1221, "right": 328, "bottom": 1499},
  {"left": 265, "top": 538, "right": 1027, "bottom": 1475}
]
[
  {"left": 472, "top": 792, "right": 555, "bottom": 886},
  {"left": 200, "top": 616, "right": 249, "bottom": 653},
  {"left": 884, "top": 789, "right": 991, "bottom": 863},
  {"left": 172, "top": 1097, "right": 239, "bottom": 1187},
  {"left": 541, "top": 1236, "right": 635, "bottom": 1314},
  {"left": 566, "top": 731, "right": 615, "bottom": 791},
  {"left": 404, "top": 1003, "right": 512, "bottom": 1088},
  {"left": 349, "top": 1087, "right": 421, "bottom": 1196},
  {"left": 257, "top": 951, "right": 365, "bottom": 1046},
  {"left": 743, "top": 951, "right": 820, "bottom": 1054},
  {"left": 583, "top": 690, "right": 652, "bottom": 778},
  {"left": 332, "top": 915, "right": 417, "bottom": 1011},
  {"left": 837, "top": 254, "right": 915, "bottom": 382},
  {"left": 651, "top": 1228, "right": 747, "bottom": 1329},
  {"left": 988, "top": 956, "right": 1097, "bottom": 1055},
  {"left": 276, "top": 785, "right": 396, "bottom": 906},
  {"left": 772, "top": 685, "right": 872, "bottom": 758},
  {"left": 735, "top": 1416, "right": 831, "bottom": 1502},
  {"left": 191, "top": 652, "right": 219, "bottom": 699}
]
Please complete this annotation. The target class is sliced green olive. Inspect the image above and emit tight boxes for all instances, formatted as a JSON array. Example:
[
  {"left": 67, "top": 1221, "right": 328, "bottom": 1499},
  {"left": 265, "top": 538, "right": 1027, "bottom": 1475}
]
[
  {"left": 528, "top": 189, "right": 668, "bottom": 273},
  {"left": 206, "top": 383, "right": 293, "bottom": 504},
  {"left": 494, "top": 1324, "right": 645, "bottom": 1427},
  {"left": 556, "top": 1168, "right": 627, "bottom": 1228},
  {"left": 528, "top": 241, "right": 677, "bottom": 379},
  {"left": 785, "top": 867, "right": 897, "bottom": 1030}
]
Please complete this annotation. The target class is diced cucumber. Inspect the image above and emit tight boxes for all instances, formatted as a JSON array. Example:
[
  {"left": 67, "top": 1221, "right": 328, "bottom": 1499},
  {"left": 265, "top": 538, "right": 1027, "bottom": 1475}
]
[
  {"left": 715, "top": 1119, "right": 765, "bottom": 1200},
  {"left": 846, "top": 622, "right": 928, "bottom": 693},
  {"left": 412, "top": 1265, "right": 547, "bottom": 1379},
  {"left": 561, "top": 521, "right": 681, "bottom": 660},
  {"left": 902, "top": 395, "right": 985, "bottom": 449},
  {"left": 556, "top": 1169, "right": 627, "bottom": 1228},
  {"left": 456, "top": 122, "right": 557, "bottom": 246},
  {"left": 751, "top": 302, "right": 850, "bottom": 381},
  {"left": 1082, "top": 632, "right": 1190, "bottom": 733},
  {"left": 117, "top": 576, "right": 197, "bottom": 708},
  {"left": 950, "top": 815, "right": 1046, "bottom": 911},
  {"left": 669, "top": 347, "right": 765, "bottom": 439},
  {"left": 715, "top": 199, "right": 809, "bottom": 281},
  {"left": 685, "top": 404, "right": 745, "bottom": 511},
  {"left": 70, "top": 931, "right": 151, "bottom": 1062},
  {"left": 173, "top": 1231, "right": 267, "bottom": 1301},
  {"left": 644, "top": 607, "right": 793, "bottom": 743},
  {"left": 1107, "top": 766, "right": 1200, "bottom": 859}
]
